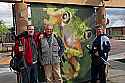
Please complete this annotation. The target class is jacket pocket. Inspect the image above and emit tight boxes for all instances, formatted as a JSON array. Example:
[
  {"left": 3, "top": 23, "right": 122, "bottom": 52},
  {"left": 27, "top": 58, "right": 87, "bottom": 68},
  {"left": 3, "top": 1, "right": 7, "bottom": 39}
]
[{"left": 52, "top": 44, "right": 59, "bottom": 52}]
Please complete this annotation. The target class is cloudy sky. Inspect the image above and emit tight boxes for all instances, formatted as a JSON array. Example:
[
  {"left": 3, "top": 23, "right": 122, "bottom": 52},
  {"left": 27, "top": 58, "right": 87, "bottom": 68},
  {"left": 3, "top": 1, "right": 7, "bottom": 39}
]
[
  {"left": 0, "top": 2, "right": 13, "bottom": 27},
  {"left": 0, "top": 2, "right": 125, "bottom": 28},
  {"left": 106, "top": 8, "right": 125, "bottom": 27}
]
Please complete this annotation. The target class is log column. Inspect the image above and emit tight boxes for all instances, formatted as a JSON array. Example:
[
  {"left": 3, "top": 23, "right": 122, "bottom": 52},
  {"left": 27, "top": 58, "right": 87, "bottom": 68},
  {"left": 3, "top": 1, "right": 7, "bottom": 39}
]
[
  {"left": 15, "top": 2, "right": 28, "bottom": 34},
  {"left": 96, "top": 6, "right": 106, "bottom": 33}
]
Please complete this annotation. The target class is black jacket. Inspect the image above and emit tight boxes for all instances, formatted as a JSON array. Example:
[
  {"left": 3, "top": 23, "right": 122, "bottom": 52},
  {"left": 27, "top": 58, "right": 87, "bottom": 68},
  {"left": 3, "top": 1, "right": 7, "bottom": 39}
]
[{"left": 92, "top": 34, "right": 111, "bottom": 64}]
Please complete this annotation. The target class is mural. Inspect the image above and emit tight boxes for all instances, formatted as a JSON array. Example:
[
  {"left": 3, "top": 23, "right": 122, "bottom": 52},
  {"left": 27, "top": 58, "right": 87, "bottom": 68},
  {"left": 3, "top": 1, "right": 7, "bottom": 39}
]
[{"left": 31, "top": 4, "right": 96, "bottom": 83}]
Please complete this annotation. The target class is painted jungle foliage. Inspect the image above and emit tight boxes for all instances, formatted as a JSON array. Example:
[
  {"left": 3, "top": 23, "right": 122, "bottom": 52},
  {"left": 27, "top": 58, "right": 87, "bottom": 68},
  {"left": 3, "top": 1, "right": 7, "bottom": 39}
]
[{"left": 31, "top": 4, "right": 96, "bottom": 83}]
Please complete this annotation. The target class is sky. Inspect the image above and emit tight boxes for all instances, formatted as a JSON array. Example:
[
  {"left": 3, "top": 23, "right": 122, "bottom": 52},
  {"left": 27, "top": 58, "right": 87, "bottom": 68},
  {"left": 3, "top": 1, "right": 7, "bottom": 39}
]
[
  {"left": 0, "top": 2, "right": 13, "bottom": 27},
  {"left": 106, "top": 8, "right": 125, "bottom": 27},
  {"left": 0, "top": 2, "right": 125, "bottom": 28}
]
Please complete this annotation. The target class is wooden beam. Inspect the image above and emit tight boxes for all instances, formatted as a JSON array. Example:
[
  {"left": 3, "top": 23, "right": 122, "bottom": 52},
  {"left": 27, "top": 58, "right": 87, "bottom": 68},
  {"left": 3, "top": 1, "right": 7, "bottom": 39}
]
[
  {"left": 0, "top": 0, "right": 102, "bottom": 6},
  {"left": 0, "top": 0, "right": 125, "bottom": 7},
  {"left": 25, "top": 0, "right": 125, "bottom": 7},
  {"left": 0, "top": 0, "right": 21, "bottom": 3},
  {"left": 25, "top": 0, "right": 102, "bottom": 6},
  {"left": 104, "top": 0, "right": 125, "bottom": 8}
]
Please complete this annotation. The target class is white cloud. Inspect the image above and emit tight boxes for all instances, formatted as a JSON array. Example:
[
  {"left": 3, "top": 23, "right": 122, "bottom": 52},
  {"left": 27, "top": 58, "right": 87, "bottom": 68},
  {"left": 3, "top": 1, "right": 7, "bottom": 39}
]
[
  {"left": 0, "top": 2, "right": 13, "bottom": 27},
  {"left": 106, "top": 8, "right": 125, "bottom": 27}
]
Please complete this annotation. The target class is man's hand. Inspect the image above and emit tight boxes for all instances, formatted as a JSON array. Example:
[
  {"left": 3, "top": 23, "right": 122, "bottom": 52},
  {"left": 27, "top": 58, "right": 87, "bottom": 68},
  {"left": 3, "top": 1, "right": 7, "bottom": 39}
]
[{"left": 95, "top": 51, "right": 99, "bottom": 56}]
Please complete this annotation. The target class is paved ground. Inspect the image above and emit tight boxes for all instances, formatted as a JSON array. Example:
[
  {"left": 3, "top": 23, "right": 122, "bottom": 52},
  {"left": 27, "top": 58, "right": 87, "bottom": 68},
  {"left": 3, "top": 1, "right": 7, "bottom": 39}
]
[
  {"left": 107, "top": 60, "right": 125, "bottom": 83},
  {"left": 0, "top": 64, "right": 16, "bottom": 83},
  {"left": 109, "top": 39, "right": 125, "bottom": 55},
  {"left": 0, "top": 72, "right": 16, "bottom": 83},
  {"left": 107, "top": 39, "right": 125, "bottom": 83},
  {"left": 0, "top": 39, "right": 125, "bottom": 83}
]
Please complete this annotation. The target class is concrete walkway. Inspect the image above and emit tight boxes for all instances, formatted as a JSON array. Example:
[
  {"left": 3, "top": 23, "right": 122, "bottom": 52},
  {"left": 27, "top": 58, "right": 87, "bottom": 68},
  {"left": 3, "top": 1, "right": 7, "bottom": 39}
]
[
  {"left": 107, "top": 39, "right": 125, "bottom": 83},
  {"left": 107, "top": 60, "right": 125, "bottom": 83}
]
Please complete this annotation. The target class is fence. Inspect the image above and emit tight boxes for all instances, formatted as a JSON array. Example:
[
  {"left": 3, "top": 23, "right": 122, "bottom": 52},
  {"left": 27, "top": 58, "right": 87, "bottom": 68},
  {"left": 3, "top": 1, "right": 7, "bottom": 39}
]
[{"left": 111, "top": 35, "right": 125, "bottom": 40}]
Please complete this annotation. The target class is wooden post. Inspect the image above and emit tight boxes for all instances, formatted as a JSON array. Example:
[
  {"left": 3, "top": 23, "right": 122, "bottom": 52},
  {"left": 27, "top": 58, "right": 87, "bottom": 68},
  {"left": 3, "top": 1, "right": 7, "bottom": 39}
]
[
  {"left": 96, "top": 6, "right": 106, "bottom": 27},
  {"left": 96, "top": 5, "right": 107, "bottom": 34},
  {"left": 15, "top": 2, "right": 28, "bottom": 34}
]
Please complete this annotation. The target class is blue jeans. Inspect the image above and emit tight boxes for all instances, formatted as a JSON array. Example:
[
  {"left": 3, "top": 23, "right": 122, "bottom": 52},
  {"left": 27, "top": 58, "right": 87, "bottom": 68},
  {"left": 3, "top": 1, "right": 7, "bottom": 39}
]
[{"left": 21, "top": 63, "right": 38, "bottom": 83}]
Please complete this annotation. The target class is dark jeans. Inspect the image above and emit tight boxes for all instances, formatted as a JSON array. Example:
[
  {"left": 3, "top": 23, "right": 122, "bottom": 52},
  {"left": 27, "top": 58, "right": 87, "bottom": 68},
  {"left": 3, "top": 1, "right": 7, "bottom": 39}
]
[
  {"left": 37, "top": 61, "right": 46, "bottom": 82},
  {"left": 91, "top": 63, "right": 106, "bottom": 83},
  {"left": 21, "top": 63, "right": 38, "bottom": 83}
]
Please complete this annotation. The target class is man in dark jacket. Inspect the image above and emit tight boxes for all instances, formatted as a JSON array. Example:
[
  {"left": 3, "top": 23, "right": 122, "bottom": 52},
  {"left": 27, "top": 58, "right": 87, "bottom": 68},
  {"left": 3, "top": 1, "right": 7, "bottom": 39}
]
[{"left": 91, "top": 26, "right": 111, "bottom": 83}]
